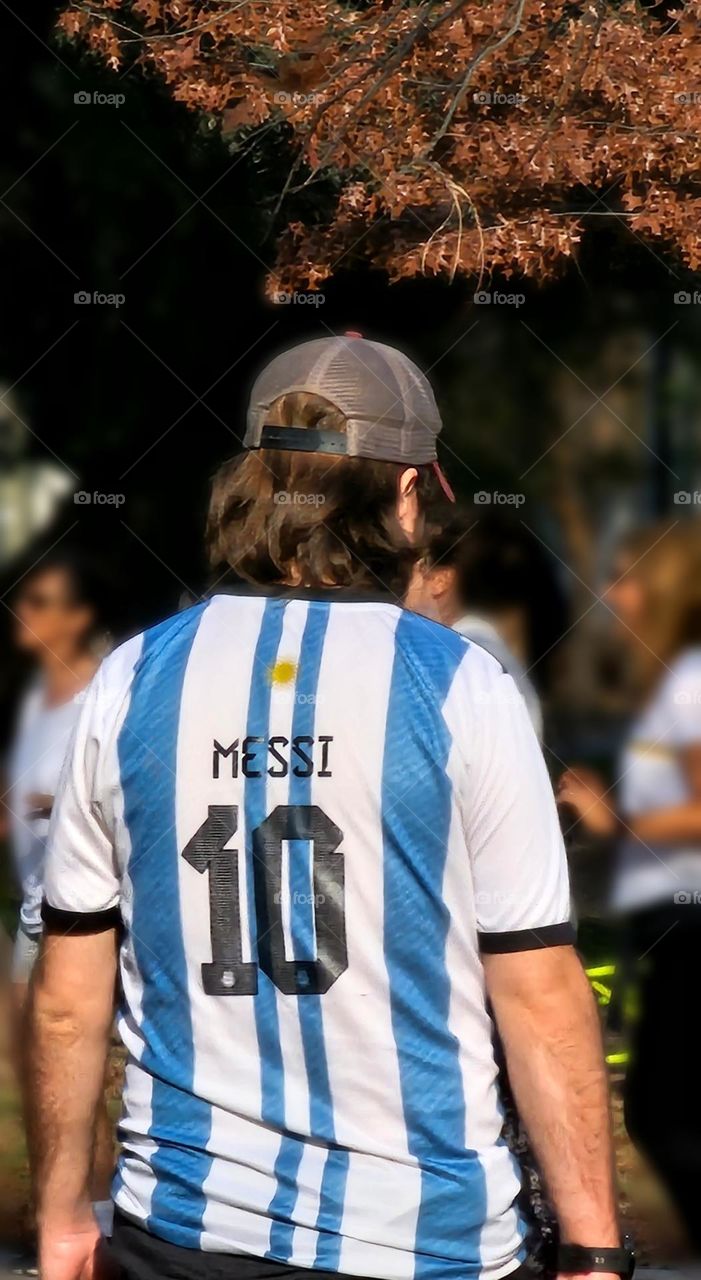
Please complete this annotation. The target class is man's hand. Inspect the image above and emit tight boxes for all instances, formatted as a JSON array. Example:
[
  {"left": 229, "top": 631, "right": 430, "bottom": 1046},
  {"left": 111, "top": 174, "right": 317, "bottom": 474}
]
[
  {"left": 557, "top": 769, "right": 618, "bottom": 838},
  {"left": 39, "top": 1219, "right": 106, "bottom": 1280}
]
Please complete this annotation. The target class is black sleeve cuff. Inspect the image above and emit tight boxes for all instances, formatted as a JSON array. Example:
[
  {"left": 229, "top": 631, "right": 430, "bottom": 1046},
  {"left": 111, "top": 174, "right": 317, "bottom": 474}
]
[
  {"left": 478, "top": 921, "right": 576, "bottom": 953},
  {"left": 41, "top": 901, "right": 122, "bottom": 935}
]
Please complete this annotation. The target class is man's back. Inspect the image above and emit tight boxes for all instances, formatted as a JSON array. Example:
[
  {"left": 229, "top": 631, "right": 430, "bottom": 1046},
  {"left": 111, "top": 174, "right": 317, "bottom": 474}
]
[{"left": 44, "top": 587, "right": 571, "bottom": 1280}]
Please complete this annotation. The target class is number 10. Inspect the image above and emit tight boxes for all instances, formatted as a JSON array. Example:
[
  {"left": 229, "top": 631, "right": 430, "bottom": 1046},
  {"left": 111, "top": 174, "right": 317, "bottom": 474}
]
[{"left": 182, "top": 804, "right": 347, "bottom": 997}]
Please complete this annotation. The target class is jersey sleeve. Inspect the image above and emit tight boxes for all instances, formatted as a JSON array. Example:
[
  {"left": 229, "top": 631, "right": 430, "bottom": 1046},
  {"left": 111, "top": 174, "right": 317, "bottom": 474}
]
[
  {"left": 41, "top": 662, "right": 121, "bottom": 934},
  {"left": 454, "top": 649, "right": 574, "bottom": 953}
]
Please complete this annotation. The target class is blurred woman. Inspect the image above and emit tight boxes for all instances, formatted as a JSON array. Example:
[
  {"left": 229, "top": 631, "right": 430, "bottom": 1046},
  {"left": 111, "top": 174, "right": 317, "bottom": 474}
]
[
  {"left": 559, "top": 520, "right": 701, "bottom": 1252},
  {"left": 3, "top": 547, "right": 115, "bottom": 1254},
  {"left": 8, "top": 550, "right": 108, "bottom": 977}
]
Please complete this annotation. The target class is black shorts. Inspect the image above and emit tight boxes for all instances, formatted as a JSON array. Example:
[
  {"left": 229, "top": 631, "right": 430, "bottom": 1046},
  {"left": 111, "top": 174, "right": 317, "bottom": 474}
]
[{"left": 109, "top": 1211, "right": 537, "bottom": 1280}]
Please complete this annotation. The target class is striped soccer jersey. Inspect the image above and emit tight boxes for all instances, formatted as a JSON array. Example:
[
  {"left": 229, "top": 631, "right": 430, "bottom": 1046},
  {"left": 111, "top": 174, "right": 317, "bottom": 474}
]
[{"left": 44, "top": 587, "right": 573, "bottom": 1280}]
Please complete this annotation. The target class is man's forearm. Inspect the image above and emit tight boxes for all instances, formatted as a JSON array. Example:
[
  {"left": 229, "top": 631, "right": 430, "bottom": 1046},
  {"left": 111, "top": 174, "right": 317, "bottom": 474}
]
[
  {"left": 485, "top": 946, "right": 619, "bottom": 1247},
  {"left": 28, "top": 931, "right": 116, "bottom": 1231}
]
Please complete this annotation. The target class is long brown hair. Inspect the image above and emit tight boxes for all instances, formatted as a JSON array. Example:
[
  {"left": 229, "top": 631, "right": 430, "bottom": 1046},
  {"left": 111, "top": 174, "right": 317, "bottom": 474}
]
[
  {"left": 616, "top": 519, "right": 701, "bottom": 688},
  {"left": 206, "top": 392, "right": 448, "bottom": 597}
]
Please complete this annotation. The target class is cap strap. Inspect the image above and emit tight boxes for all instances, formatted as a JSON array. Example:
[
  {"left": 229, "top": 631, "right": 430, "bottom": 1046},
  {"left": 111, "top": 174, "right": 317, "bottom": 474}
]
[
  {"left": 258, "top": 425, "right": 348, "bottom": 455},
  {"left": 432, "top": 461, "right": 456, "bottom": 503}
]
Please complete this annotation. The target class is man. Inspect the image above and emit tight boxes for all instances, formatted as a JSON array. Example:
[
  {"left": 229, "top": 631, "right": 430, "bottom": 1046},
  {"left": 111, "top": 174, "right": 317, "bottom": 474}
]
[{"left": 30, "top": 335, "right": 627, "bottom": 1280}]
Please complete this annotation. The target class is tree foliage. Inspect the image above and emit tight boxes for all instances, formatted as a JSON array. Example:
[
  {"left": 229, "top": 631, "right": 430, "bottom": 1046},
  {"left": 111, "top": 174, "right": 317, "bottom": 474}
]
[{"left": 59, "top": 0, "right": 701, "bottom": 292}]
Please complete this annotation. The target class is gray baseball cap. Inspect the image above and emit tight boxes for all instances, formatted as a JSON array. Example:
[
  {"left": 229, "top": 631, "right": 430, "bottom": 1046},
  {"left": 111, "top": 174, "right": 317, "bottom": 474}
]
[{"left": 245, "top": 334, "right": 452, "bottom": 489}]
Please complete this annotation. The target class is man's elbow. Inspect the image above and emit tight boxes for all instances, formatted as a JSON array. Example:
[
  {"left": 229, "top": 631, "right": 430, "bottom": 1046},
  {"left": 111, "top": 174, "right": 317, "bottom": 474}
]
[
  {"left": 483, "top": 942, "right": 595, "bottom": 1017},
  {"left": 30, "top": 964, "right": 114, "bottom": 1047},
  {"left": 29, "top": 975, "right": 85, "bottom": 1045}
]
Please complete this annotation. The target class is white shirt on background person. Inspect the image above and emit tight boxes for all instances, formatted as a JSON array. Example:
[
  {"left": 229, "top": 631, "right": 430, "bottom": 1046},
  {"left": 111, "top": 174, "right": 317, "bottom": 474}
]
[
  {"left": 8, "top": 680, "right": 85, "bottom": 934},
  {"left": 613, "top": 646, "right": 701, "bottom": 912}
]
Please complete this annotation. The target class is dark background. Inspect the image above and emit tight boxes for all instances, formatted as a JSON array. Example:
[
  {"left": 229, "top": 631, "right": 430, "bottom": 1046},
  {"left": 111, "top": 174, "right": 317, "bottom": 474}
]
[{"left": 3, "top": 0, "right": 701, "bottom": 743}]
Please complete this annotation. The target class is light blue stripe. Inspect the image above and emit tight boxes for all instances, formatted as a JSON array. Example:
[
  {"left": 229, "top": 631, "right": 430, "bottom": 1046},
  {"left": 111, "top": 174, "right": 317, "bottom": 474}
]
[
  {"left": 312, "top": 1145, "right": 350, "bottom": 1270},
  {"left": 497, "top": 1132, "right": 529, "bottom": 1261},
  {"left": 240, "top": 599, "right": 301, "bottom": 1259},
  {"left": 286, "top": 602, "right": 328, "bottom": 998},
  {"left": 118, "top": 604, "right": 211, "bottom": 1249},
  {"left": 382, "top": 612, "right": 488, "bottom": 1277},
  {"left": 287, "top": 604, "right": 349, "bottom": 1268},
  {"left": 265, "top": 601, "right": 350, "bottom": 1264}
]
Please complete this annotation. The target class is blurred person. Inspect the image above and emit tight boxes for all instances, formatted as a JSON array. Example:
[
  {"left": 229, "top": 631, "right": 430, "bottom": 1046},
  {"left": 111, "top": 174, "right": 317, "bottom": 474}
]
[
  {"left": 405, "top": 513, "right": 548, "bottom": 737},
  {"left": 3, "top": 547, "right": 116, "bottom": 1262},
  {"left": 558, "top": 519, "right": 701, "bottom": 1254},
  {"left": 29, "top": 337, "right": 627, "bottom": 1280}
]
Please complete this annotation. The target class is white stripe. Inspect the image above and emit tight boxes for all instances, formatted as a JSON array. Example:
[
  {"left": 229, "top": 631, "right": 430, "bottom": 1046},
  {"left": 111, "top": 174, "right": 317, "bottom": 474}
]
[
  {"left": 101, "top": 634, "right": 159, "bottom": 1225},
  {"left": 338, "top": 1229, "right": 418, "bottom": 1280},
  {"left": 114, "top": 1060, "right": 157, "bottom": 1224},
  {"left": 110, "top": 636, "right": 151, "bottom": 1060},
  {"left": 297, "top": 604, "right": 420, "bottom": 1274},
  {"left": 284, "top": 1141, "right": 324, "bottom": 1266},
  {"left": 199, "top": 1113, "right": 290, "bottom": 1252},
  {"left": 180, "top": 595, "right": 268, "bottom": 1095}
]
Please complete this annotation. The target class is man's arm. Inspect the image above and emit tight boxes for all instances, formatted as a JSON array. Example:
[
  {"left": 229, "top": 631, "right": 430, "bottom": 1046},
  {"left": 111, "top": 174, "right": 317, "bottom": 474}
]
[
  {"left": 450, "top": 654, "right": 621, "bottom": 1268},
  {"left": 484, "top": 944, "right": 620, "bottom": 1259},
  {"left": 29, "top": 926, "right": 118, "bottom": 1280}
]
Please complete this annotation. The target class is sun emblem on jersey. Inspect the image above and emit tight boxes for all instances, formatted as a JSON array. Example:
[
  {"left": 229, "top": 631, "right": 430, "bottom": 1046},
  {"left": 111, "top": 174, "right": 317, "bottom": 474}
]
[{"left": 268, "top": 658, "right": 297, "bottom": 687}]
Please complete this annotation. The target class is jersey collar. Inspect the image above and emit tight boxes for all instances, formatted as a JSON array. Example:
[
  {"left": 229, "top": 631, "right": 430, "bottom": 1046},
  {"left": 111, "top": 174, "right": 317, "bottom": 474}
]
[{"left": 209, "top": 581, "right": 399, "bottom": 605}]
